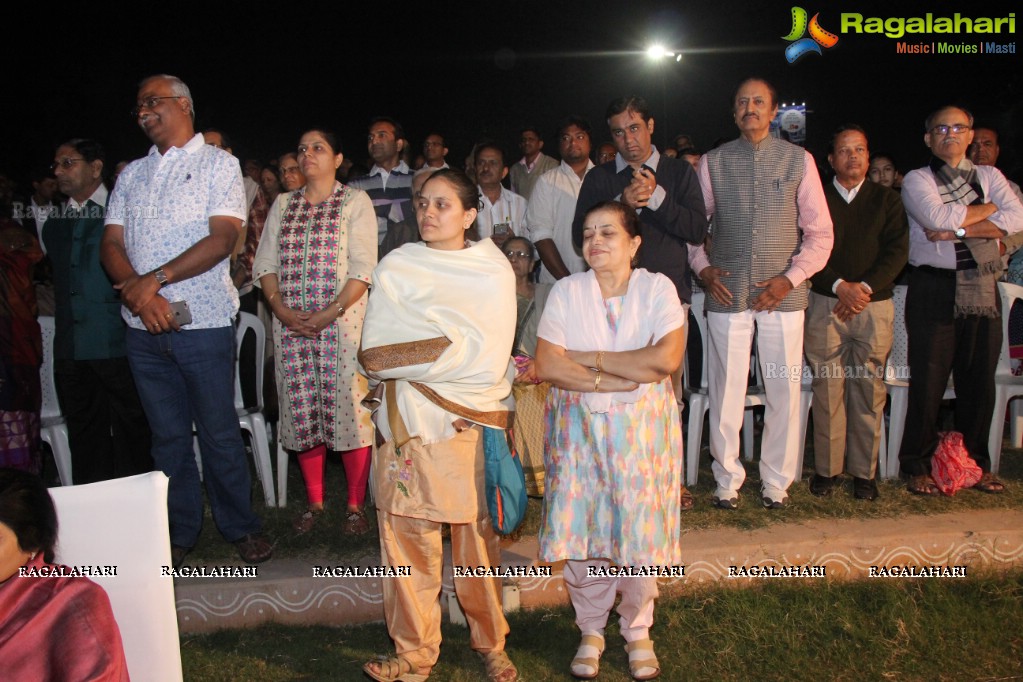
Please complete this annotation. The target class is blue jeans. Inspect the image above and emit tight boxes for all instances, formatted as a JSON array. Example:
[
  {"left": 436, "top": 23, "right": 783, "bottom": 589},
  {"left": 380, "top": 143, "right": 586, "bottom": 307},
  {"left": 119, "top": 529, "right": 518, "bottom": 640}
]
[{"left": 127, "top": 327, "right": 261, "bottom": 547}]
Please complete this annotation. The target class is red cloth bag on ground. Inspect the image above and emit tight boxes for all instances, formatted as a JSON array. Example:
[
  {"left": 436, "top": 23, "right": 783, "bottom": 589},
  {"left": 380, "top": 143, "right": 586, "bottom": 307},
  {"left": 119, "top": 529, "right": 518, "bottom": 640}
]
[{"left": 930, "top": 431, "right": 983, "bottom": 496}]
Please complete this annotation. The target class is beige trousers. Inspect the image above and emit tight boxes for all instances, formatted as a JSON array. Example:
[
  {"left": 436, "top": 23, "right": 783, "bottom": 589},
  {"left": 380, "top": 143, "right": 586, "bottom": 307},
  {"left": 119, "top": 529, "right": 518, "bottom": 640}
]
[
  {"left": 376, "top": 428, "right": 509, "bottom": 668},
  {"left": 804, "top": 292, "right": 894, "bottom": 479}
]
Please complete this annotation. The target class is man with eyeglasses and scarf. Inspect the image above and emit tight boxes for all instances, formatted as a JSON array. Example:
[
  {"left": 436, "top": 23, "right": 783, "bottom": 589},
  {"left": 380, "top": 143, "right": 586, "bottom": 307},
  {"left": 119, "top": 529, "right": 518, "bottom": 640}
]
[{"left": 898, "top": 105, "right": 1023, "bottom": 497}]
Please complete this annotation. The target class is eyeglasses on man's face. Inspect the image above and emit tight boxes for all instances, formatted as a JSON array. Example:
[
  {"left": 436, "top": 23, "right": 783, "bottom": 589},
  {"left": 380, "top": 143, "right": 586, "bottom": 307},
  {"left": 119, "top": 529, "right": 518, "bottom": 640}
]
[
  {"left": 929, "top": 124, "right": 971, "bottom": 137},
  {"left": 50, "top": 158, "right": 85, "bottom": 171},
  {"left": 130, "top": 95, "right": 182, "bottom": 119}
]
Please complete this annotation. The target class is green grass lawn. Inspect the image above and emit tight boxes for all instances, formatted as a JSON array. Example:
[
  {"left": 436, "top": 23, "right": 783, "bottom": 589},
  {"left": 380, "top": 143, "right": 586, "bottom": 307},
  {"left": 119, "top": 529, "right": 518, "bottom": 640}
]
[
  {"left": 164, "top": 422, "right": 1023, "bottom": 679},
  {"left": 180, "top": 431, "right": 1023, "bottom": 565},
  {"left": 36, "top": 363, "right": 1023, "bottom": 679},
  {"left": 181, "top": 571, "right": 1023, "bottom": 681}
]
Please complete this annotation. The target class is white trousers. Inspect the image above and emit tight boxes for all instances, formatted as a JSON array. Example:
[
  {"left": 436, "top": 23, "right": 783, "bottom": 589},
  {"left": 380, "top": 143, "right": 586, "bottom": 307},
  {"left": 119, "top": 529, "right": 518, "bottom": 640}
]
[
  {"left": 707, "top": 310, "right": 804, "bottom": 494},
  {"left": 562, "top": 560, "right": 658, "bottom": 642}
]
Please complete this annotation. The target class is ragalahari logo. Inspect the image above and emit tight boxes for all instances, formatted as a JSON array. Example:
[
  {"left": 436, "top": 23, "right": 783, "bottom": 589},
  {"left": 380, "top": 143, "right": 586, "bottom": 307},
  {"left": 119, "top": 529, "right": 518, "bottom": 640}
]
[{"left": 782, "top": 7, "right": 839, "bottom": 62}]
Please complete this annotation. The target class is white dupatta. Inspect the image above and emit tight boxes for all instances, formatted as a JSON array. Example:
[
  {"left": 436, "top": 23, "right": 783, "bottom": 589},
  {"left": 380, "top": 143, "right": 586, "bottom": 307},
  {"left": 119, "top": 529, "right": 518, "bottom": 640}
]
[{"left": 360, "top": 240, "right": 516, "bottom": 444}]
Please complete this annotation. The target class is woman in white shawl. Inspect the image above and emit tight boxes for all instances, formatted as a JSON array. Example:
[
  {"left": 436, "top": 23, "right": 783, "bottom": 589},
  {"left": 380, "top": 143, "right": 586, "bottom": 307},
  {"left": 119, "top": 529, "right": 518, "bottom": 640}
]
[
  {"left": 536, "top": 200, "right": 685, "bottom": 681},
  {"left": 359, "top": 169, "right": 519, "bottom": 682}
]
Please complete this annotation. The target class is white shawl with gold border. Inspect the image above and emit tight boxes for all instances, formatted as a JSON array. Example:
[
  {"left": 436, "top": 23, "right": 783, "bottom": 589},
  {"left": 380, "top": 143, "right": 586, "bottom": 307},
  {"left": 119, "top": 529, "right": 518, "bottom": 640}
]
[{"left": 359, "top": 239, "right": 516, "bottom": 445}]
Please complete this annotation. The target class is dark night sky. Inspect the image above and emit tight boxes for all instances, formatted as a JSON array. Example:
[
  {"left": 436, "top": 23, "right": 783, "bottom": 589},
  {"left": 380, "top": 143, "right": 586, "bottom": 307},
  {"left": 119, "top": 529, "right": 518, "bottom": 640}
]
[{"left": 5, "top": 0, "right": 1020, "bottom": 187}]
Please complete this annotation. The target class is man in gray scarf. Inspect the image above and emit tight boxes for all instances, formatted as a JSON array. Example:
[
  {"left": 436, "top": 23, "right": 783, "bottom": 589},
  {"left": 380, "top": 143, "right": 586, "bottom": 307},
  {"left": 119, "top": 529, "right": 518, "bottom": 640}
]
[{"left": 899, "top": 105, "right": 1023, "bottom": 496}]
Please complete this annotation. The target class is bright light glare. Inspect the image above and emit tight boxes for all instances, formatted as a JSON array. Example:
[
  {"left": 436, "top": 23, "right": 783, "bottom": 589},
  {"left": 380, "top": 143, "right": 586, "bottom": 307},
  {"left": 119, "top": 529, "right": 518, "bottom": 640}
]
[{"left": 647, "top": 44, "right": 680, "bottom": 61}]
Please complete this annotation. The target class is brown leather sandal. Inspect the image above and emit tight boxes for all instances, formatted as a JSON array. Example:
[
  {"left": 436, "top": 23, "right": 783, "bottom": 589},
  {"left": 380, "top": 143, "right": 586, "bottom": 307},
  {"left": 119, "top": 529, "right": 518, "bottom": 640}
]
[
  {"left": 907, "top": 474, "right": 940, "bottom": 496},
  {"left": 291, "top": 507, "right": 324, "bottom": 534},
  {"left": 344, "top": 507, "right": 371, "bottom": 535},
  {"left": 479, "top": 650, "right": 518, "bottom": 682},
  {"left": 973, "top": 472, "right": 1005, "bottom": 494},
  {"left": 363, "top": 656, "right": 431, "bottom": 682},
  {"left": 233, "top": 533, "right": 273, "bottom": 564},
  {"left": 680, "top": 486, "right": 695, "bottom": 512},
  {"left": 570, "top": 633, "right": 604, "bottom": 679},
  {"left": 625, "top": 639, "right": 660, "bottom": 680}
]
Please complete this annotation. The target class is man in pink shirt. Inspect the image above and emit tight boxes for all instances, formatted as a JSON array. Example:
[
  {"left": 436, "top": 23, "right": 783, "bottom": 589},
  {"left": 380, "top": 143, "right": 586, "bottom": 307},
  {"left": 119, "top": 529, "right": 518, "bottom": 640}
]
[{"left": 688, "top": 77, "right": 833, "bottom": 509}]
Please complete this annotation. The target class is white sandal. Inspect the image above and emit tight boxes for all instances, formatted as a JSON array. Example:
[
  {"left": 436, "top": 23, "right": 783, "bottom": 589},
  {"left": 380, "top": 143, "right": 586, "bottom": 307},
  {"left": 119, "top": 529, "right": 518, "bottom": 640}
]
[
  {"left": 625, "top": 638, "right": 660, "bottom": 680},
  {"left": 570, "top": 632, "right": 604, "bottom": 679}
]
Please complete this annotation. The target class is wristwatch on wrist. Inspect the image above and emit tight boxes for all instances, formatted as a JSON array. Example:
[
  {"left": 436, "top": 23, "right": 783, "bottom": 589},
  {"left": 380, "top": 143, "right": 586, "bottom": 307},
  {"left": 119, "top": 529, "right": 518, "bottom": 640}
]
[
  {"left": 955, "top": 227, "right": 967, "bottom": 239},
  {"left": 153, "top": 267, "right": 169, "bottom": 287}
]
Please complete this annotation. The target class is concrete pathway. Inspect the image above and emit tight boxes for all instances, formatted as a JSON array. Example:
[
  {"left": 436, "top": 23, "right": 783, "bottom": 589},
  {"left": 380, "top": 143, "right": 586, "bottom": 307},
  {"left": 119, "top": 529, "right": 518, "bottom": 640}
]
[{"left": 174, "top": 509, "right": 1023, "bottom": 634}]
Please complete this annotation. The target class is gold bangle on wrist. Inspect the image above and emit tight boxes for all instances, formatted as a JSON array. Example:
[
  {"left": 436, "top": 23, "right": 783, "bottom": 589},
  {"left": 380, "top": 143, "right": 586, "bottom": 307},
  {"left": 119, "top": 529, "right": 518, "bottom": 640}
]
[
  {"left": 593, "top": 369, "right": 602, "bottom": 392},
  {"left": 596, "top": 350, "right": 605, "bottom": 373},
  {"left": 336, "top": 302, "right": 346, "bottom": 318}
]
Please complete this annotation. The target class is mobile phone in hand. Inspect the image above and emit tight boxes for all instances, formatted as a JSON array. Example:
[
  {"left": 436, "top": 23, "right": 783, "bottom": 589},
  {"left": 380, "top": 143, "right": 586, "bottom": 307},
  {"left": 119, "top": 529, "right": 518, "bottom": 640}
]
[{"left": 170, "top": 300, "right": 192, "bottom": 326}]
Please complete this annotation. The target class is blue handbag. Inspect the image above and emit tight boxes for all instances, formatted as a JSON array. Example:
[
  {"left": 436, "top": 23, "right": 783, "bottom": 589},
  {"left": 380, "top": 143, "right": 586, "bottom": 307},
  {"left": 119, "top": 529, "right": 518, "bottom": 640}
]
[{"left": 482, "top": 426, "right": 527, "bottom": 535}]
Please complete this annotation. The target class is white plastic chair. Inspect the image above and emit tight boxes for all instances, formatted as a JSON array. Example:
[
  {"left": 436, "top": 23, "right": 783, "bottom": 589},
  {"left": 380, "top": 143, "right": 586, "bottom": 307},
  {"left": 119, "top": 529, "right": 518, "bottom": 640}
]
[
  {"left": 882, "top": 284, "right": 955, "bottom": 478},
  {"left": 988, "top": 281, "right": 1023, "bottom": 473},
  {"left": 277, "top": 438, "right": 290, "bottom": 507},
  {"left": 38, "top": 316, "right": 73, "bottom": 486},
  {"left": 235, "top": 312, "right": 276, "bottom": 506},
  {"left": 191, "top": 312, "right": 276, "bottom": 506},
  {"left": 49, "top": 472, "right": 183, "bottom": 682}
]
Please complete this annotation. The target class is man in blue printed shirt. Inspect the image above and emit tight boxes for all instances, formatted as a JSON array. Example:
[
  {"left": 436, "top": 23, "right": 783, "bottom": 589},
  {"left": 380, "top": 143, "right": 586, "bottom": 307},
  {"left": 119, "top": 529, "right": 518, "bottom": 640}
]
[{"left": 101, "top": 74, "right": 271, "bottom": 567}]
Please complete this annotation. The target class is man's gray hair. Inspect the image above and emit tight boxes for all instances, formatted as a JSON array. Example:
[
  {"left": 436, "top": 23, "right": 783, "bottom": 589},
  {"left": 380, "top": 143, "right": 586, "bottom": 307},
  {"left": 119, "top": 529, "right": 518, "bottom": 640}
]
[
  {"left": 139, "top": 74, "right": 195, "bottom": 120},
  {"left": 924, "top": 105, "right": 973, "bottom": 132}
]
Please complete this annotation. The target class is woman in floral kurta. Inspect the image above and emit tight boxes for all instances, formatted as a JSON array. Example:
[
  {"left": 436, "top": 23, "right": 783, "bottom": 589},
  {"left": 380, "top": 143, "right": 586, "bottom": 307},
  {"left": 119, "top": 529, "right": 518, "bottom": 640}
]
[
  {"left": 536, "top": 201, "right": 685, "bottom": 681},
  {"left": 254, "top": 129, "right": 377, "bottom": 535}
]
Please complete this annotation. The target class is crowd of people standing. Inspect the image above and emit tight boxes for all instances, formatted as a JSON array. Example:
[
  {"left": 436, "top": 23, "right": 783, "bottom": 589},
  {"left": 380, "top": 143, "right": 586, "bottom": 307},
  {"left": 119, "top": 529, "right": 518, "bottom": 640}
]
[{"left": 1, "top": 71, "right": 1022, "bottom": 681}]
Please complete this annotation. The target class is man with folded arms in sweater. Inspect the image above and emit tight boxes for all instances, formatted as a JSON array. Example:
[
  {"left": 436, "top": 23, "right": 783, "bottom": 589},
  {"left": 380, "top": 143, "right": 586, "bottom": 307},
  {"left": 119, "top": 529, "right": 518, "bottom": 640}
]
[{"left": 805, "top": 125, "right": 908, "bottom": 502}]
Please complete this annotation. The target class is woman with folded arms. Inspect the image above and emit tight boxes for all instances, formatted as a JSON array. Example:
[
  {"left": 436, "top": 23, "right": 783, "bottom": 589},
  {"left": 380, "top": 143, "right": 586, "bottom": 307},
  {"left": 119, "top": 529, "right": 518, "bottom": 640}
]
[{"left": 536, "top": 200, "right": 685, "bottom": 681}]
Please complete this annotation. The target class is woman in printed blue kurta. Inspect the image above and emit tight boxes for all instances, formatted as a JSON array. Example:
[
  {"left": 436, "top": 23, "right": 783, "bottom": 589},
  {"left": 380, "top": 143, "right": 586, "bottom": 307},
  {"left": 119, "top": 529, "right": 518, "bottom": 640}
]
[{"left": 536, "top": 201, "right": 684, "bottom": 681}]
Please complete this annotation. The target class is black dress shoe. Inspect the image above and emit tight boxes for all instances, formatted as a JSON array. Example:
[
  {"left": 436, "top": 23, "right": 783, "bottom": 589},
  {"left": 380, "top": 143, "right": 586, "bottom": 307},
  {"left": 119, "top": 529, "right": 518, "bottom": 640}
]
[
  {"left": 854, "top": 477, "right": 879, "bottom": 501},
  {"left": 171, "top": 545, "right": 191, "bottom": 570},
  {"left": 809, "top": 474, "right": 838, "bottom": 497}
]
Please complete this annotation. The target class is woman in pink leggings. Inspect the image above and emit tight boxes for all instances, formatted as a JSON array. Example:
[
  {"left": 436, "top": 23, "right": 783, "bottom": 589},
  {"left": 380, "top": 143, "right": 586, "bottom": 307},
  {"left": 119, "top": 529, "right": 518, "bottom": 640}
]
[{"left": 254, "top": 128, "right": 377, "bottom": 534}]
